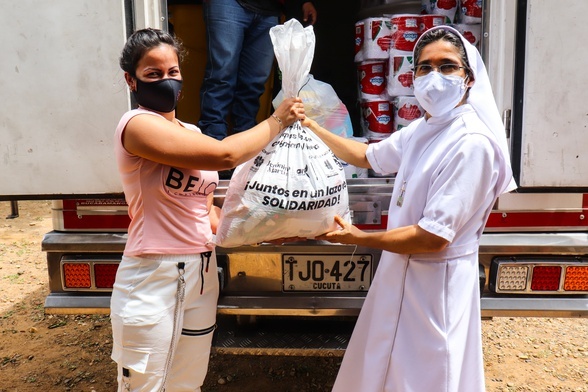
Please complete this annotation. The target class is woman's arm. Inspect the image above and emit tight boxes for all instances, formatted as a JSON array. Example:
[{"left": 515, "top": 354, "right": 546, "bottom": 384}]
[
  {"left": 301, "top": 116, "right": 371, "bottom": 169},
  {"left": 316, "top": 215, "right": 449, "bottom": 255},
  {"left": 122, "top": 97, "right": 304, "bottom": 171}
]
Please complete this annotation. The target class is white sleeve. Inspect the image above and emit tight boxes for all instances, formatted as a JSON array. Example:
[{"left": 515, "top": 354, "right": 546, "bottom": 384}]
[
  {"left": 418, "top": 133, "right": 499, "bottom": 242},
  {"left": 366, "top": 120, "right": 420, "bottom": 174}
]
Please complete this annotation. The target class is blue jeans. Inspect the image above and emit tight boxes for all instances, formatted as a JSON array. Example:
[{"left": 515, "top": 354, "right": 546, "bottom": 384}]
[{"left": 198, "top": 0, "right": 279, "bottom": 140}]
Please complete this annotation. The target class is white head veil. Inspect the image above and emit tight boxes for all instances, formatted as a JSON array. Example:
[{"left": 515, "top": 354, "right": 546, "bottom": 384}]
[{"left": 414, "top": 25, "right": 517, "bottom": 194}]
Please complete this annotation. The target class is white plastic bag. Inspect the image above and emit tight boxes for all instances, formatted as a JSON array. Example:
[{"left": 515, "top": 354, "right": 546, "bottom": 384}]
[
  {"left": 215, "top": 19, "right": 351, "bottom": 248},
  {"left": 273, "top": 74, "right": 354, "bottom": 138}
]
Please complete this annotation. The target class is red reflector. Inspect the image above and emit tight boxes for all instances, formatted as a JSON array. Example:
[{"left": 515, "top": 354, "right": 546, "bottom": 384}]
[
  {"left": 63, "top": 263, "right": 91, "bottom": 288},
  {"left": 94, "top": 264, "right": 119, "bottom": 288},
  {"left": 531, "top": 266, "right": 561, "bottom": 291},
  {"left": 564, "top": 266, "right": 588, "bottom": 291}
]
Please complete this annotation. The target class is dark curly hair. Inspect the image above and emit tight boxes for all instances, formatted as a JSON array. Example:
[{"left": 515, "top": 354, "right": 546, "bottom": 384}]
[{"left": 119, "top": 28, "right": 186, "bottom": 77}]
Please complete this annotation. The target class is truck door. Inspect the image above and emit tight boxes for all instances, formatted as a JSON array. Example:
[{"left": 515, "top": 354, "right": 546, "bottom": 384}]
[
  {"left": 488, "top": 0, "right": 588, "bottom": 190},
  {"left": 0, "top": 0, "right": 166, "bottom": 200}
]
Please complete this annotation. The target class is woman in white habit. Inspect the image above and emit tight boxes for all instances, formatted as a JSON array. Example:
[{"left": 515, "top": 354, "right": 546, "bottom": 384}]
[{"left": 302, "top": 25, "right": 516, "bottom": 391}]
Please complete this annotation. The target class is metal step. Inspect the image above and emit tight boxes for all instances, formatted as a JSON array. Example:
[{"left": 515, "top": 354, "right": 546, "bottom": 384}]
[{"left": 212, "top": 315, "right": 356, "bottom": 357}]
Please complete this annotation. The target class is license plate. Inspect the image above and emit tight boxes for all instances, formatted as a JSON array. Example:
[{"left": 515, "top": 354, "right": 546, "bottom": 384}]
[{"left": 282, "top": 254, "right": 372, "bottom": 291}]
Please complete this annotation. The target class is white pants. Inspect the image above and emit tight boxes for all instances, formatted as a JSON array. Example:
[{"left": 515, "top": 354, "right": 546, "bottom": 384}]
[{"left": 110, "top": 252, "right": 219, "bottom": 392}]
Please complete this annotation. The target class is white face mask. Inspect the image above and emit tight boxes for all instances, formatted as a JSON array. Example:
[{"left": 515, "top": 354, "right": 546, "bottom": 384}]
[{"left": 413, "top": 72, "right": 467, "bottom": 117}]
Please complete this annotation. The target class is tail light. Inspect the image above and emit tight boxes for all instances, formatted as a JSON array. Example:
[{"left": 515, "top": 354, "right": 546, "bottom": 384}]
[
  {"left": 61, "top": 257, "right": 119, "bottom": 291},
  {"left": 94, "top": 263, "right": 119, "bottom": 288},
  {"left": 63, "top": 263, "right": 92, "bottom": 288},
  {"left": 564, "top": 266, "right": 588, "bottom": 291},
  {"left": 530, "top": 266, "right": 561, "bottom": 291},
  {"left": 490, "top": 257, "right": 588, "bottom": 294}
]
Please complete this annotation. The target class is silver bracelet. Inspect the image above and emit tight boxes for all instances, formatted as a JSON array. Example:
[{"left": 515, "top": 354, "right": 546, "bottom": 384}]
[{"left": 271, "top": 114, "right": 284, "bottom": 130}]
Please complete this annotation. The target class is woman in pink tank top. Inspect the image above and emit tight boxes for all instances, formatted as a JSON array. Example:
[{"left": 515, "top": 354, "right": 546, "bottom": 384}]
[{"left": 110, "top": 28, "right": 304, "bottom": 392}]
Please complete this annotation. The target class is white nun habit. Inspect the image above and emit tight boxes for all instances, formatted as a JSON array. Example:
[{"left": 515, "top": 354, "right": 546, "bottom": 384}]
[{"left": 331, "top": 26, "right": 516, "bottom": 392}]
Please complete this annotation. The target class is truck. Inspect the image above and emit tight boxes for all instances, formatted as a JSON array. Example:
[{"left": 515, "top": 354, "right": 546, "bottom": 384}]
[{"left": 2, "top": 0, "right": 587, "bottom": 356}]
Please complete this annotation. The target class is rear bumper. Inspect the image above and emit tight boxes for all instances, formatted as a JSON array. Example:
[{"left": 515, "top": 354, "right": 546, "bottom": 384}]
[
  {"left": 44, "top": 291, "right": 588, "bottom": 318},
  {"left": 43, "top": 231, "right": 588, "bottom": 318}
]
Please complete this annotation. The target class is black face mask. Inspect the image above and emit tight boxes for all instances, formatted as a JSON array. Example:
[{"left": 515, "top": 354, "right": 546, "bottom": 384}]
[{"left": 132, "top": 78, "right": 183, "bottom": 113}]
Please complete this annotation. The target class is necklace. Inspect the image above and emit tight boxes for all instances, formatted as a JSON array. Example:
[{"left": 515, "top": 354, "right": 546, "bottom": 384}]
[{"left": 396, "top": 125, "right": 449, "bottom": 208}]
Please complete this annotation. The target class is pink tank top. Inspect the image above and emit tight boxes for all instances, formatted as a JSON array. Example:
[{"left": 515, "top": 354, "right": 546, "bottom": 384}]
[{"left": 114, "top": 109, "right": 218, "bottom": 256}]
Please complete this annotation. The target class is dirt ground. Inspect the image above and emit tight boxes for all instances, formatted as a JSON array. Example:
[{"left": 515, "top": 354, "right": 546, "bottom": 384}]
[{"left": 1, "top": 201, "right": 587, "bottom": 392}]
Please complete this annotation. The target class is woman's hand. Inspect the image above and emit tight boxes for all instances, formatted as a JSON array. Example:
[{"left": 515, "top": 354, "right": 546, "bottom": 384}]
[
  {"left": 315, "top": 215, "right": 364, "bottom": 245},
  {"left": 302, "top": 2, "right": 317, "bottom": 25},
  {"left": 301, "top": 115, "right": 318, "bottom": 131},
  {"left": 273, "top": 97, "right": 305, "bottom": 129}
]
